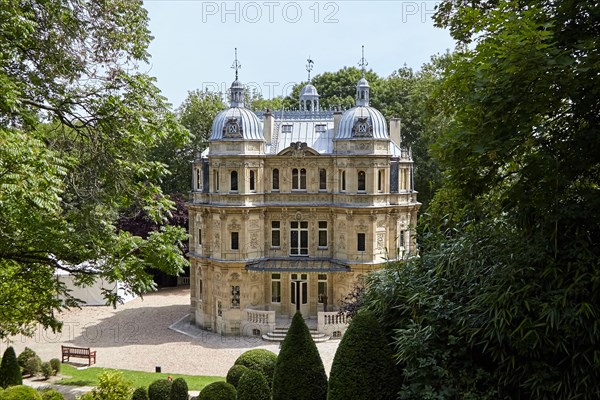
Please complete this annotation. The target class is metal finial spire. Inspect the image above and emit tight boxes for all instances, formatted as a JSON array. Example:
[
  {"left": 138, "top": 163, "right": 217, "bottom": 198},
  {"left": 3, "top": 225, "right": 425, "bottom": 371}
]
[
  {"left": 358, "top": 45, "right": 368, "bottom": 77},
  {"left": 231, "top": 48, "right": 241, "bottom": 80},
  {"left": 306, "top": 57, "right": 314, "bottom": 82}
]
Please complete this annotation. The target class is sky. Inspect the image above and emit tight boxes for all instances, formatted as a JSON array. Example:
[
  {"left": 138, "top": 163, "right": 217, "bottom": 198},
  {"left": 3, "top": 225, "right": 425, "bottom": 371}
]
[{"left": 142, "top": 1, "right": 456, "bottom": 108}]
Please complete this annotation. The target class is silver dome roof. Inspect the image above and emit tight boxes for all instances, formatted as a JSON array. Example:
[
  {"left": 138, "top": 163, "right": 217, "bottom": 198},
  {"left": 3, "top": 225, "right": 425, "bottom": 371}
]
[
  {"left": 336, "top": 106, "right": 388, "bottom": 140},
  {"left": 300, "top": 83, "right": 319, "bottom": 97},
  {"left": 209, "top": 107, "right": 264, "bottom": 141}
]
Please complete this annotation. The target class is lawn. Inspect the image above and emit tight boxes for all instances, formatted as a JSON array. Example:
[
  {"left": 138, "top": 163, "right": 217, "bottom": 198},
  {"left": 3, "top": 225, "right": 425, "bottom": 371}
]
[{"left": 56, "top": 364, "right": 224, "bottom": 391}]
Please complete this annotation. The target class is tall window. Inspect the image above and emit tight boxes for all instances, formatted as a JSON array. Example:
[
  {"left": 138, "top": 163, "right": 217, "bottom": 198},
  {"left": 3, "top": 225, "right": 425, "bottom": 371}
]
[
  {"left": 272, "top": 168, "right": 280, "bottom": 191},
  {"left": 198, "top": 229, "right": 202, "bottom": 245},
  {"left": 318, "top": 221, "right": 328, "bottom": 248},
  {"left": 357, "top": 233, "right": 366, "bottom": 252},
  {"left": 399, "top": 230, "right": 406, "bottom": 248},
  {"left": 340, "top": 170, "right": 346, "bottom": 192},
  {"left": 271, "top": 221, "right": 281, "bottom": 247},
  {"left": 290, "top": 221, "right": 309, "bottom": 255},
  {"left": 196, "top": 169, "right": 201, "bottom": 190},
  {"left": 292, "top": 168, "right": 307, "bottom": 190},
  {"left": 249, "top": 170, "right": 255, "bottom": 192},
  {"left": 378, "top": 170, "right": 384, "bottom": 192},
  {"left": 358, "top": 170, "right": 366, "bottom": 192},
  {"left": 271, "top": 273, "right": 281, "bottom": 303},
  {"left": 230, "top": 171, "right": 238, "bottom": 192},
  {"left": 319, "top": 169, "right": 327, "bottom": 191},
  {"left": 318, "top": 274, "right": 327, "bottom": 304},
  {"left": 231, "top": 286, "right": 240, "bottom": 308},
  {"left": 213, "top": 170, "right": 219, "bottom": 192},
  {"left": 231, "top": 232, "right": 239, "bottom": 250}
]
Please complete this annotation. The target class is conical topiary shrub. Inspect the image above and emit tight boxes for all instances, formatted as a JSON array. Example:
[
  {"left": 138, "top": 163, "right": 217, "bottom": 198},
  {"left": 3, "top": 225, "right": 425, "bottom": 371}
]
[
  {"left": 327, "top": 310, "right": 400, "bottom": 400},
  {"left": 237, "top": 369, "right": 271, "bottom": 400},
  {"left": 272, "top": 312, "right": 327, "bottom": 400},
  {"left": 0, "top": 347, "right": 22, "bottom": 388}
]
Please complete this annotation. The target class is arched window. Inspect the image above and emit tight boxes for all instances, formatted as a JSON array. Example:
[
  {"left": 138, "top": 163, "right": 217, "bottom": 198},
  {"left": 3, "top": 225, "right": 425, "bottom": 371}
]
[
  {"left": 358, "top": 170, "right": 366, "bottom": 192},
  {"left": 249, "top": 170, "right": 255, "bottom": 192},
  {"left": 230, "top": 171, "right": 238, "bottom": 192},
  {"left": 292, "top": 168, "right": 306, "bottom": 190},
  {"left": 272, "top": 168, "right": 279, "bottom": 190}
]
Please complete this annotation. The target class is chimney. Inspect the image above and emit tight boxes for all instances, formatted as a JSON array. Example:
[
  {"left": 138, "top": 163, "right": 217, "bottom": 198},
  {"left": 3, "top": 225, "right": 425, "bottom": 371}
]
[
  {"left": 333, "top": 108, "right": 343, "bottom": 137},
  {"left": 389, "top": 118, "right": 401, "bottom": 147},
  {"left": 263, "top": 109, "right": 273, "bottom": 144}
]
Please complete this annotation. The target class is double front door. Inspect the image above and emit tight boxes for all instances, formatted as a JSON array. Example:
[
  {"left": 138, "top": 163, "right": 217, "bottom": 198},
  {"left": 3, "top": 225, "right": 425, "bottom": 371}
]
[{"left": 290, "top": 273, "right": 309, "bottom": 316}]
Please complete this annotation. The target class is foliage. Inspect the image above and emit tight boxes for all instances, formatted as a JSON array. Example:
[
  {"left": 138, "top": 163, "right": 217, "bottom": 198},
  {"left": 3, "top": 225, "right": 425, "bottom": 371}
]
[
  {"left": 225, "top": 364, "right": 249, "bottom": 388},
  {"left": 17, "top": 348, "right": 38, "bottom": 376},
  {"left": 41, "top": 362, "right": 53, "bottom": 380},
  {"left": 0, "top": 385, "right": 42, "bottom": 400},
  {"left": 87, "top": 370, "right": 133, "bottom": 400},
  {"left": 328, "top": 310, "right": 399, "bottom": 400},
  {"left": 131, "top": 387, "right": 148, "bottom": 400},
  {"left": 233, "top": 350, "right": 277, "bottom": 388},
  {"left": 0, "top": 0, "right": 190, "bottom": 338},
  {"left": 169, "top": 377, "right": 188, "bottom": 400},
  {"left": 76, "top": 393, "right": 95, "bottom": 400},
  {"left": 148, "top": 379, "right": 172, "bottom": 400},
  {"left": 236, "top": 370, "right": 270, "bottom": 400},
  {"left": 24, "top": 357, "right": 42, "bottom": 378},
  {"left": 197, "top": 382, "right": 236, "bottom": 400},
  {"left": 55, "top": 365, "right": 222, "bottom": 391},
  {"left": 0, "top": 347, "right": 22, "bottom": 388},
  {"left": 272, "top": 312, "right": 327, "bottom": 400},
  {"left": 49, "top": 359, "right": 61, "bottom": 376},
  {"left": 40, "top": 388, "right": 65, "bottom": 400}
]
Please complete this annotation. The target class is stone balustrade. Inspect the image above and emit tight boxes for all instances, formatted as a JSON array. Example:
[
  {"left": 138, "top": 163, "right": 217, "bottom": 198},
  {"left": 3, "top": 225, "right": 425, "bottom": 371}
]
[
  {"left": 241, "top": 309, "right": 276, "bottom": 336},
  {"left": 318, "top": 311, "right": 350, "bottom": 337}
]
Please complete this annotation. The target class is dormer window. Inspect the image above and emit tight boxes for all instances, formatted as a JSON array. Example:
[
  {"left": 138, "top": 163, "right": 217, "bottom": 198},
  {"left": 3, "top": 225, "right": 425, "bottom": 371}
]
[
  {"left": 223, "top": 117, "right": 243, "bottom": 138},
  {"left": 352, "top": 117, "right": 373, "bottom": 137},
  {"left": 315, "top": 124, "right": 327, "bottom": 132},
  {"left": 282, "top": 125, "right": 292, "bottom": 133}
]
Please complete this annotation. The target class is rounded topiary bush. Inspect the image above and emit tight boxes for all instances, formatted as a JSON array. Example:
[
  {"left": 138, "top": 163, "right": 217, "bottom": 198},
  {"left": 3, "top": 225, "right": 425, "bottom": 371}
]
[
  {"left": 40, "top": 388, "right": 65, "bottom": 400},
  {"left": 24, "top": 357, "right": 41, "bottom": 378},
  {"left": 169, "top": 377, "right": 188, "bottom": 400},
  {"left": 17, "top": 348, "right": 38, "bottom": 375},
  {"left": 328, "top": 310, "right": 400, "bottom": 400},
  {"left": 49, "top": 359, "right": 61, "bottom": 376},
  {"left": 41, "top": 362, "right": 52, "bottom": 380},
  {"left": 0, "top": 347, "right": 22, "bottom": 388},
  {"left": 132, "top": 387, "right": 149, "bottom": 400},
  {"left": 225, "top": 364, "right": 249, "bottom": 388},
  {"left": 0, "top": 385, "right": 42, "bottom": 399},
  {"left": 237, "top": 370, "right": 270, "bottom": 400},
  {"left": 148, "top": 379, "right": 172, "bottom": 400},
  {"left": 272, "top": 312, "right": 327, "bottom": 400},
  {"left": 198, "top": 382, "right": 236, "bottom": 400},
  {"left": 233, "top": 349, "right": 277, "bottom": 387}
]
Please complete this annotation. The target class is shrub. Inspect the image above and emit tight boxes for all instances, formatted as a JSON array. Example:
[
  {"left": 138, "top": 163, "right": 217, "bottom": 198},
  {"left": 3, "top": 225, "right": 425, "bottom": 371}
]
[
  {"left": 0, "top": 347, "right": 22, "bottom": 388},
  {"left": 0, "top": 385, "right": 42, "bottom": 399},
  {"left": 24, "top": 357, "right": 42, "bottom": 377},
  {"left": 197, "top": 382, "right": 236, "bottom": 400},
  {"left": 90, "top": 370, "right": 133, "bottom": 400},
  {"left": 76, "top": 392, "right": 95, "bottom": 400},
  {"left": 169, "top": 378, "right": 188, "bottom": 400},
  {"left": 17, "top": 348, "right": 37, "bottom": 374},
  {"left": 148, "top": 379, "right": 172, "bottom": 400},
  {"left": 41, "top": 362, "right": 53, "bottom": 380},
  {"left": 328, "top": 310, "right": 400, "bottom": 400},
  {"left": 40, "top": 388, "right": 65, "bottom": 400},
  {"left": 131, "top": 387, "right": 149, "bottom": 400},
  {"left": 237, "top": 370, "right": 270, "bottom": 400},
  {"left": 233, "top": 349, "right": 277, "bottom": 387},
  {"left": 272, "top": 312, "right": 327, "bottom": 400},
  {"left": 225, "top": 364, "right": 249, "bottom": 388},
  {"left": 49, "top": 359, "right": 61, "bottom": 376}
]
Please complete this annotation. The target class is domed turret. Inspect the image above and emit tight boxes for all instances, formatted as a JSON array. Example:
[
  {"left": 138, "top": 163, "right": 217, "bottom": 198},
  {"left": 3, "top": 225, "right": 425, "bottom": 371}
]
[{"left": 299, "top": 57, "right": 320, "bottom": 112}]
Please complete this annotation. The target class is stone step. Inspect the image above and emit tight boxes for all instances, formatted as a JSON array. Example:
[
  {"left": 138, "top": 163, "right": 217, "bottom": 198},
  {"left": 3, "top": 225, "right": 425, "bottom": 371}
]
[{"left": 262, "top": 327, "right": 330, "bottom": 343}]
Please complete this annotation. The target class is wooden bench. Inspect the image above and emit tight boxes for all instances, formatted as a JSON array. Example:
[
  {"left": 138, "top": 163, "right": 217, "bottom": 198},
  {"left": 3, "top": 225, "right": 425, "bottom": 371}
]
[{"left": 61, "top": 345, "right": 96, "bottom": 366}]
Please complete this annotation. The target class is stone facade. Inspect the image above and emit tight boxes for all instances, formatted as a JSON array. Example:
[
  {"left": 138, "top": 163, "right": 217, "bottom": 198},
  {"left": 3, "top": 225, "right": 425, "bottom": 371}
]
[{"left": 187, "top": 64, "right": 420, "bottom": 337}]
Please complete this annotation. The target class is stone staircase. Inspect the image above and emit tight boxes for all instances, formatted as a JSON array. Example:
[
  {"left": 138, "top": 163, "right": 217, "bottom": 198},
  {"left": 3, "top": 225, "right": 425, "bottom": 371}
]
[{"left": 262, "top": 326, "right": 330, "bottom": 343}]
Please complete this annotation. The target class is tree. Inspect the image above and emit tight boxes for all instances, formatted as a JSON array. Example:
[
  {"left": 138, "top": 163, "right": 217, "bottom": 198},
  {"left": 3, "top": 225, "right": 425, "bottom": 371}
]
[
  {"left": 0, "top": 0, "right": 189, "bottom": 338},
  {"left": 272, "top": 312, "right": 327, "bottom": 400},
  {"left": 0, "top": 347, "right": 22, "bottom": 388},
  {"left": 328, "top": 310, "right": 399, "bottom": 400}
]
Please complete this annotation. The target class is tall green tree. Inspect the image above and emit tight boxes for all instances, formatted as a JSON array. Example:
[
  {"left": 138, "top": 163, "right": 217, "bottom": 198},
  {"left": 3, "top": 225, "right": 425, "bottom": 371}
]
[
  {"left": 272, "top": 312, "right": 327, "bottom": 400},
  {"left": 0, "top": 347, "right": 22, "bottom": 388},
  {"left": 0, "top": 0, "right": 189, "bottom": 338}
]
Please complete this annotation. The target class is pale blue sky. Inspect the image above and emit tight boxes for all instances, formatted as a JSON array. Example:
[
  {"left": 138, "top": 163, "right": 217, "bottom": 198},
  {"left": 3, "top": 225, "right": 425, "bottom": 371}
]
[{"left": 143, "top": 1, "right": 455, "bottom": 108}]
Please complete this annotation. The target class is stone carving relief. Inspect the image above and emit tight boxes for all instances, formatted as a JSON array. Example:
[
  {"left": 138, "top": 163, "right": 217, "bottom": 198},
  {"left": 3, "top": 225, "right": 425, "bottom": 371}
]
[
  {"left": 376, "top": 233, "right": 385, "bottom": 250},
  {"left": 249, "top": 219, "right": 260, "bottom": 230},
  {"left": 356, "top": 220, "right": 368, "bottom": 232},
  {"left": 230, "top": 273, "right": 240, "bottom": 281},
  {"left": 250, "top": 232, "right": 259, "bottom": 249},
  {"left": 214, "top": 233, "right": 220, "bottom": 249},
  {"left": 228, "top": 219, "right": 241, "bottom": 231}
]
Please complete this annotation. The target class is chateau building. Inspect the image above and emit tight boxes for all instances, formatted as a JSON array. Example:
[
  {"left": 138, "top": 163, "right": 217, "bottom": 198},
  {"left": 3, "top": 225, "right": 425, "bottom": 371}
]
[{"left": 188, "top": 52, "right": 420, "bottom": 338}]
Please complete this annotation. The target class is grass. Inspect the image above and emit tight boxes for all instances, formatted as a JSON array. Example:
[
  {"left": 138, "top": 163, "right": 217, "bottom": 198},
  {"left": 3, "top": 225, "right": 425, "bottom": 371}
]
[{"left": 56, "top": 364, "right": 224, "bottom": 391}]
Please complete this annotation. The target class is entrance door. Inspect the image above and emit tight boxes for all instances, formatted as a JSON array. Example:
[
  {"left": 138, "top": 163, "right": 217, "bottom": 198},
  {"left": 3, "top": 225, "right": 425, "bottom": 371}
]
[{"left": 290, "top": 273, "right": 309, "bottom": 316}]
